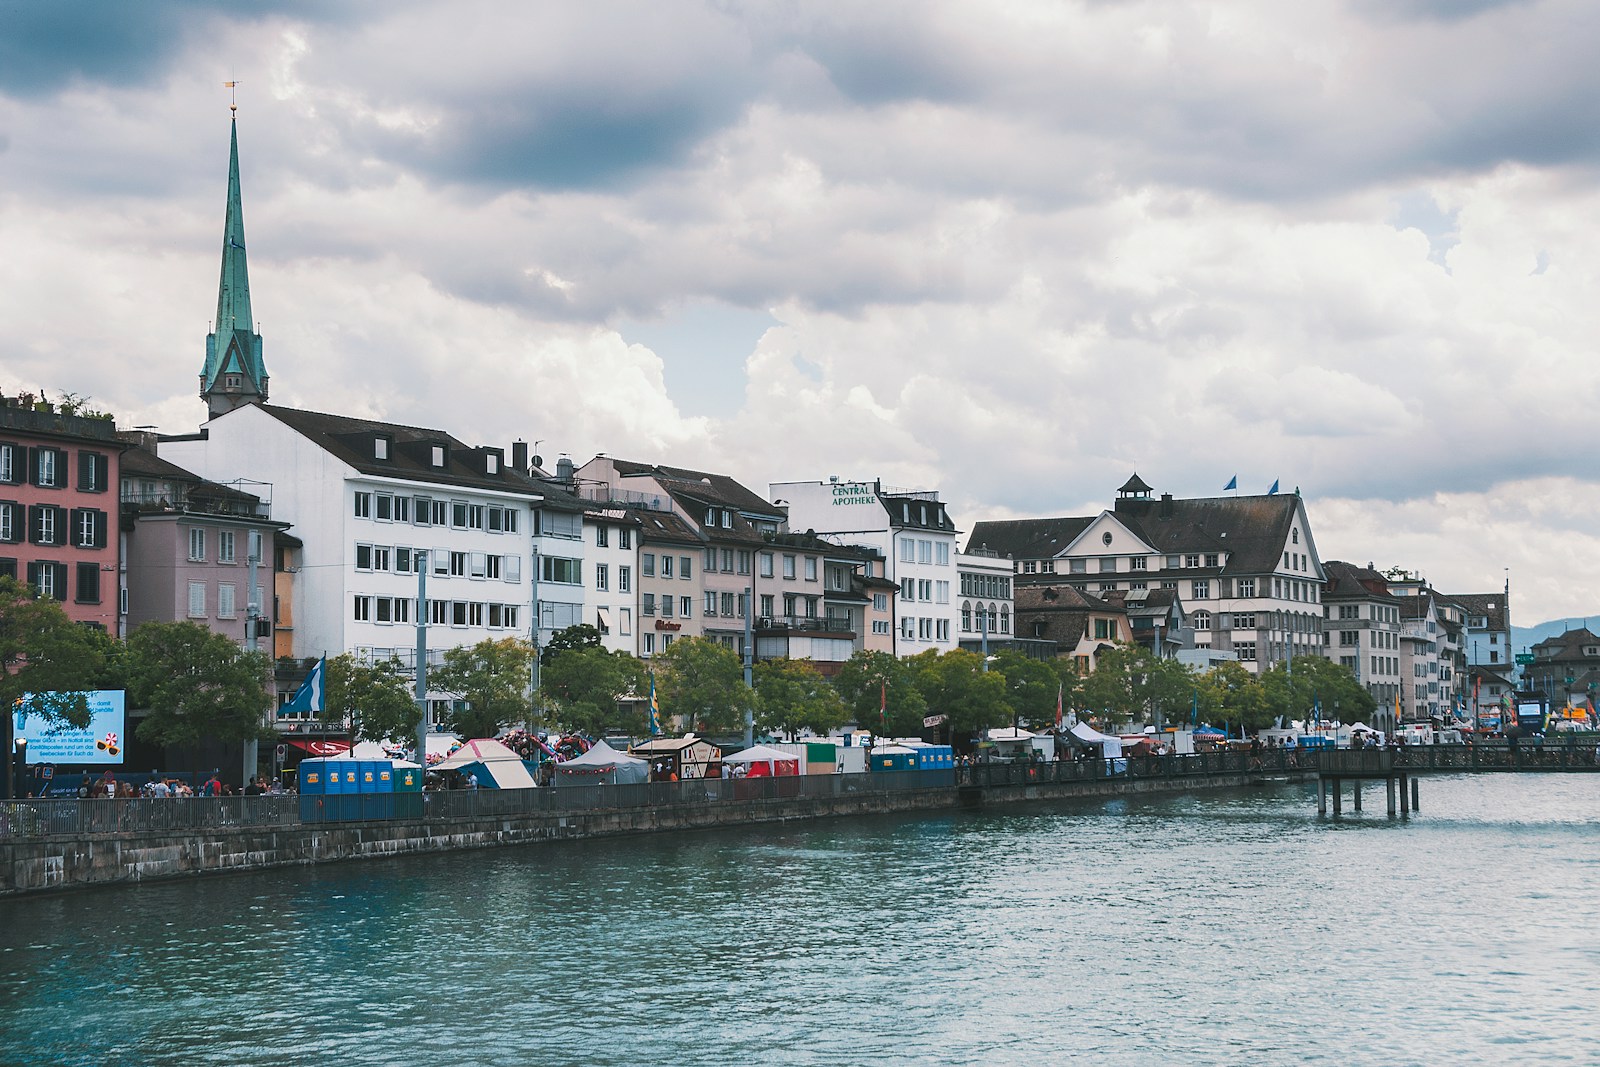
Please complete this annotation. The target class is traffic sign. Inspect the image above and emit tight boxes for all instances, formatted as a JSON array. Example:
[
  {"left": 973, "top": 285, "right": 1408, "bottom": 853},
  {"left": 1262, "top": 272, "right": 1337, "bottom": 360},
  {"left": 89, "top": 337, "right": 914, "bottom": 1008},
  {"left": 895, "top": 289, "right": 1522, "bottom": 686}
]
[{"left": 1515, "top": 654, "right": 1535, "bottom": 666}]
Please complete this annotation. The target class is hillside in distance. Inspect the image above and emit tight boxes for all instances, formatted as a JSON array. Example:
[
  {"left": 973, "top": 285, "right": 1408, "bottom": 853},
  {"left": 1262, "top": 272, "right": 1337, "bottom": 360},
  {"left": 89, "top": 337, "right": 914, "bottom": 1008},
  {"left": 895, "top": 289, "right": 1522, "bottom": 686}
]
[{"left": 1511, "top": 617, "right": 1600, "bottom": 657}]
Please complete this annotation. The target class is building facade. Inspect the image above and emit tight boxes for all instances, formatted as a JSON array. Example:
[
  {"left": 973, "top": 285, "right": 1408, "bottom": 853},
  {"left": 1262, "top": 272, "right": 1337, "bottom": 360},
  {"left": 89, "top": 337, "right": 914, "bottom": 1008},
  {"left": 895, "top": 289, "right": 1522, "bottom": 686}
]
[
  {"left": 0, "top": 399, "right": 120, "bottom": 630},
  {"left": 1321, "top": 561, "right": 1404, "bottom": 728}
]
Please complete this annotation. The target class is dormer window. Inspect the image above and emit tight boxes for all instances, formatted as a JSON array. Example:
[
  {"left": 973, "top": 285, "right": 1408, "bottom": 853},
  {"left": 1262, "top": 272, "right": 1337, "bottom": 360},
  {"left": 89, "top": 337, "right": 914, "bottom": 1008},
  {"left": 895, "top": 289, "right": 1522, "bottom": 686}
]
[
  {"left": 374, "top": 436, "right": 390, "bottom": 460},
  {"left": 431, "top": 445, "right": 446, "bottom": 468},
  {"left": 722, "top": 511, "right": 732, "bottom": 529},
  {"left": 486, "top": 453, "right": 499, "bottom": 474}
]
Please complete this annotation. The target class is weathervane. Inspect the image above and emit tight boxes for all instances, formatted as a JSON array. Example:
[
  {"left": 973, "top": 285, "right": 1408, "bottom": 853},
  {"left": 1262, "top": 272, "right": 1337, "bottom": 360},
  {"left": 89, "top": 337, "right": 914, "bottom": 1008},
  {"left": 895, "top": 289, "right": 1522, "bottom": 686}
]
[{"left": 225, "top": 80, "right": 239, "bottom": 113}]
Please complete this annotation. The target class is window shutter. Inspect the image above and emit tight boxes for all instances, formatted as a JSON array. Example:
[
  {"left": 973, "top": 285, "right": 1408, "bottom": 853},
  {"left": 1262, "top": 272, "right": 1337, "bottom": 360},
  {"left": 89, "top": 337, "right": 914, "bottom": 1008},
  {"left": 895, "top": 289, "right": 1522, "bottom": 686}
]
[
  {"left": 26, "top": 561, "right": 40, "bottom": 589},
  {"left": 27, "top": 447, "right": 40, "bottom": 486},
  {"left": 28, "top": 504, "right": 43, "bottom": 544},
  {"left": 94, "top": 509, "right": 107, "bottom": 548}
]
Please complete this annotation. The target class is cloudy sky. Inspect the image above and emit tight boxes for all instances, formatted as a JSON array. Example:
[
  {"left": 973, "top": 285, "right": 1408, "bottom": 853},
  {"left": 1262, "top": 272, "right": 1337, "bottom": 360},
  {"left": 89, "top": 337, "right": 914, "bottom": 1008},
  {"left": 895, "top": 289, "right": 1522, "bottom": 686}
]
[{"left": 2, "top": 0, "right": 1596, "bottom": 626}]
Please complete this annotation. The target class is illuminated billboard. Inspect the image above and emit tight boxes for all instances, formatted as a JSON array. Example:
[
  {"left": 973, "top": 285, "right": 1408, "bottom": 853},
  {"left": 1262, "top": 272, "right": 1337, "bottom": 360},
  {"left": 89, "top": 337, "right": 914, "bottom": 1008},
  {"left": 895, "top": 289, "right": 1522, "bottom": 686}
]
[{"left": 12, "top": 691, "right": 127, "bottom": 765}]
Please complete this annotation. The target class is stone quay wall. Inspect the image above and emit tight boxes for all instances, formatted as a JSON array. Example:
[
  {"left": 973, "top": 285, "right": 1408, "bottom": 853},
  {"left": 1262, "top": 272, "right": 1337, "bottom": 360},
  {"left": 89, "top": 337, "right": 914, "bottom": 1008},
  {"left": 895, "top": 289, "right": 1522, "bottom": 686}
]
[{"left": 1, "top": 771, "right": 1310, "bottom": 896}]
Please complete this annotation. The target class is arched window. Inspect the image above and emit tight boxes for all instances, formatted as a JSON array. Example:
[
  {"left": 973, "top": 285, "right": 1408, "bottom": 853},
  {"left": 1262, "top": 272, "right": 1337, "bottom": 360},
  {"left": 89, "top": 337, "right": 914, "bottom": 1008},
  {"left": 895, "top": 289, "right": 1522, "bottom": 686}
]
[
  {"left": 1000, "top": 605, "right": 1010, "bottom": 634},
  {"left": 961, "top": 601, "right": 972, "bottom": 632},
  {"left": 1193, "top": 610, "right": 1211, "bottom": 631}
]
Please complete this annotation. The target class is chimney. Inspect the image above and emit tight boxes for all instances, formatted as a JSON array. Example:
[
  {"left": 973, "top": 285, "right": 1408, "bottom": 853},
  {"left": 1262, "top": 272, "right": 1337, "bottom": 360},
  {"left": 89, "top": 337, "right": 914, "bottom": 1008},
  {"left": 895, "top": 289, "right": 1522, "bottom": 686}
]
[
  {"left": 512, "top": 440, "right": 528, "bottom": 473},
  {"left": 556, "top": 456, "right": 575, "bottom": 484},
  {"left": 1159, "top": 493, "right": 1173, "bottom": 519}
]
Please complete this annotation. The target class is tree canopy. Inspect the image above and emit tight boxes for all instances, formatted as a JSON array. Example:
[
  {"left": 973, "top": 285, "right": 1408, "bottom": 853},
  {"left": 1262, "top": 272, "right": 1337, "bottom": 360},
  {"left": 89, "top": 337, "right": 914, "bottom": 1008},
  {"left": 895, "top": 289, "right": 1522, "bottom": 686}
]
[
  {"left": 754, "top": 658, "right": 848, "bottom": 740},
  {"left": 832, "top": 650, "right": 927, "bottom": 737},
  {"left": 0, "top": 576, "right": 106, "bottom": 731},
  {"left": 539, "top": 645, "right": 647, "bottom": 736},
  {"left": 429, "top": 637, "right": 537, "bottom": 738},
  {"left": 908, "top": 649, "right": 1012, "bottom": 738},
  {"left": 324, "top": 653, "right": 421, "bottom": 743},
  {"left": 991, "top": 650, "right": 1064, "bottom": 730},
  {"left": 126, "top": 621, "right": 275, "bottom": 746},
  {"left": 542, "top": 623, "right": 603, "bottom": 665},
  {"left": 652, "top": 637, "right": 748, "bottom": 734}
]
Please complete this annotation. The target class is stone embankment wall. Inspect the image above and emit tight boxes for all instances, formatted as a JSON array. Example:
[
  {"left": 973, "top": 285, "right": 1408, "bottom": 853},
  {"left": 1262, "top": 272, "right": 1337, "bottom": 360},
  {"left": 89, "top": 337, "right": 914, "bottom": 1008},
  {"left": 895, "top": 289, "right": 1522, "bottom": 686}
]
[{"left": 1, "top": 771, "right": 1305, "bottom": 896}]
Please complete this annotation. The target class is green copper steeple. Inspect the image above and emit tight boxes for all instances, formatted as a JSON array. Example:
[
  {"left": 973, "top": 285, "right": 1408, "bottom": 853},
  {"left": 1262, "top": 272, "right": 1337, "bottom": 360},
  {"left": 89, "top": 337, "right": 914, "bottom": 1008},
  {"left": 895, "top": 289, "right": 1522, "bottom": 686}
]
[{"left": 201, "top": 114, "right": 268, "bottom": 419}]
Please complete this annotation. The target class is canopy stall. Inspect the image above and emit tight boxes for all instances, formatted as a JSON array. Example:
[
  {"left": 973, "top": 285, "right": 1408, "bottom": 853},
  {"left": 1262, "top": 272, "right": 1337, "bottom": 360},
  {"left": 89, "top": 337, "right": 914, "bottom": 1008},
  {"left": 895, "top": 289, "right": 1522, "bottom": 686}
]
[
  {"left": 629, "top": 735, "right": 722, "bottom": 780},
  {"left": 433, "top": 738, "right": 539, "bottom": 789},
  {"left": 721, "top": 744, "right": 801, "bottom": 777},
  {"left": 552, "top": 740, "right": 649, "bottom": 787},
  {"left": 1068, "top": 722, "right": 1124, "bottom": 758}
]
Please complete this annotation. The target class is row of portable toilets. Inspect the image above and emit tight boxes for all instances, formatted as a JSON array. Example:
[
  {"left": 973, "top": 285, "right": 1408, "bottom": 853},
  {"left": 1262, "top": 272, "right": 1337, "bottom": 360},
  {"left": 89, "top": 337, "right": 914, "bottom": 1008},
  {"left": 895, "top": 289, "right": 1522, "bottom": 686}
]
[{"left": 298, "top": 758, "right": 424, "bottom": 822}]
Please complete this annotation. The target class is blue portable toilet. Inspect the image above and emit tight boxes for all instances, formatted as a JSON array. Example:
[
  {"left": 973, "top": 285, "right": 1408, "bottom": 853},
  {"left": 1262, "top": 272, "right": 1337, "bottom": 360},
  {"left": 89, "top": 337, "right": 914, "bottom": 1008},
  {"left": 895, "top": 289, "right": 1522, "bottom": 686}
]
[
  {"left": 362, "top": 760, "right": 394, "bottom": 819},
  {"left": 913, "top": 745, "right": 953, "bottom": 770},
  {"left": 872, "top": 745, "right": 918, "bottom": 772},
  {"left": 298, "top": 758, "right": 329, "bottom": 823}
]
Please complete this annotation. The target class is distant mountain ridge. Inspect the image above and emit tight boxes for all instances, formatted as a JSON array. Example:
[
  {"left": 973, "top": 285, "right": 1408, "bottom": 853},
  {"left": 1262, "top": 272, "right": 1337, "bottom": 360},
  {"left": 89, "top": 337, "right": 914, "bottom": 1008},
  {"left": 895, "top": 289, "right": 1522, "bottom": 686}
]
[{"left": 1511, "top": 617, "right": 1599, "bottom": 657}]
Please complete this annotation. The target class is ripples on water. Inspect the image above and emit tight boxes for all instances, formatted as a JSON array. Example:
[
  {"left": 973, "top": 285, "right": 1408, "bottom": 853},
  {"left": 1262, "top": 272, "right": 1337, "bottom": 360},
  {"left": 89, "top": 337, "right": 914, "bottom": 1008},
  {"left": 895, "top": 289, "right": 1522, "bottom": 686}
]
[{"left": 2, "top": 775, "right": 1598, "bottom": 1065}]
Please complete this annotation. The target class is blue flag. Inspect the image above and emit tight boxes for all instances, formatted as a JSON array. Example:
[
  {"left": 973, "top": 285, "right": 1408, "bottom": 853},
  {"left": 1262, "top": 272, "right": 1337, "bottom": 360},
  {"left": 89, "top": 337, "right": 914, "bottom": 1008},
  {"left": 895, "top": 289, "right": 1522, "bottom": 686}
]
[
  {"left": 1268, "top": 479, "right": 1280, "bottom": 495},
  {"left": 282, "top": 656, "right": 325, "bottom": 715},
  {"left": 1223, "top": 475, "right": 1237, "bottom": 491},
  {"left": 648, "top": 672, "right": 661, "bottom": 736}
]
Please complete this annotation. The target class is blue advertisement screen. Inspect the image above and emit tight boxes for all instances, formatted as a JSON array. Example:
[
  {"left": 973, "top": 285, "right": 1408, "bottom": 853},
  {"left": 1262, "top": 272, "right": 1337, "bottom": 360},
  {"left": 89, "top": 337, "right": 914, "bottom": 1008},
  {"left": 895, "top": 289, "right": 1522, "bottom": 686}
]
[{"left": 13, "top": 691, "right": 127, "bottom": 765}]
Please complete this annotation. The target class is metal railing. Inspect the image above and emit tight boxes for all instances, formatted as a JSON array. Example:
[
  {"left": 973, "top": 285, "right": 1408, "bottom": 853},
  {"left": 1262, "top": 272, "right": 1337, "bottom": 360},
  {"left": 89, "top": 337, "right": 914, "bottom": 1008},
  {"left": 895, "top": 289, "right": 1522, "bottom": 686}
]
[{"left": 0, "top": 795, "right": 300, "bottom": 839}]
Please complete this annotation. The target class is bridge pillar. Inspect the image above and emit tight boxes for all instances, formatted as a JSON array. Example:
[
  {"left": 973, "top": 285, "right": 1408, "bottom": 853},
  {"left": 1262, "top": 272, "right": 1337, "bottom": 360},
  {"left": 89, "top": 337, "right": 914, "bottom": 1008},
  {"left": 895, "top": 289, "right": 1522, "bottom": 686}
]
[
  {"left": 1399, "top": 773, "right": 1409, "bottom": 816},
  {"left": 1386, "top": 776, "right": 1396, "bottom": 817},
  {"left": 1353, "top": 783, "right": 1362, "bottom": 812},
  {"left": 1332, "top": 781, "right": 1342, "bottom": 815},
  {"left": 1317, "top": 779, "right": 1326, "bottom": 816},
  {"left": 1410, "top": 777, "right": 1419, "bottom": 812}
]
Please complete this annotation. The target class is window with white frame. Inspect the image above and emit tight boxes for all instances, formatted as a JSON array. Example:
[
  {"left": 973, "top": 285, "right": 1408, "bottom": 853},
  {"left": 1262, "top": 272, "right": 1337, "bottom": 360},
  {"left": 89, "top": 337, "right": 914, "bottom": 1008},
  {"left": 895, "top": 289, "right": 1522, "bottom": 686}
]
[
  {"left": 353, "top": 491, "right": 371, "bottom": 518},
  {"left": 218, "top": 583, "right": 237, "bottom": 618},
  {"left": 596, "top": 563, "right": 609, "bottom": 591},
  {"left": 188, "top": 527, "right": 206, "bottom": 561},
  {"left": 188, "top": 581, "right": 207, "bottom": 618}
]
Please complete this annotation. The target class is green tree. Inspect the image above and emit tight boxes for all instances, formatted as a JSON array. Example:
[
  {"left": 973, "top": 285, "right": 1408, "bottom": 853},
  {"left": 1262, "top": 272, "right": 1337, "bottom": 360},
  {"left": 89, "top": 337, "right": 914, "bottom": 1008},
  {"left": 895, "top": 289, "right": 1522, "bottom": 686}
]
[
  {"left": 754, "top": 658, "right": 849, "bottom": 740},
  {"left": 831, "top": 650, "right": 928, "bottom": 737},
  {"left": 540, "top": 646, "right": 647, "bottom": 736},
  {"left": 430, "top": 637, "right": 538, "bottom": 738},
  {"left": 653, "top": 637, "right": 747, "bottom": 734},
  {"left": 323, "top": 653, "right": 420, "bottom": 743},
  {"left": 127, "top": 621, "right": 275, "bottom": 746},
  {"left": 992, "top": 650, "right": 1065, "bottom": 730},
  {"left": 542, "top": 623, "right": 603, "bottom": 665},
  {"left": 1077, "top": 643, "right": 1152, "bottom": 722},
  {"left": 1195, "top": 661, "right": 1269, "bottom": 731},
  {"left": 0, "top": 577, "right": 107, "bottom": 730},
  {"left": 1259, "top": 657, "right": 1374, "bottom": 729},
  {"left": 910, "top": 649, "right": 1012, "bottom": 738}
]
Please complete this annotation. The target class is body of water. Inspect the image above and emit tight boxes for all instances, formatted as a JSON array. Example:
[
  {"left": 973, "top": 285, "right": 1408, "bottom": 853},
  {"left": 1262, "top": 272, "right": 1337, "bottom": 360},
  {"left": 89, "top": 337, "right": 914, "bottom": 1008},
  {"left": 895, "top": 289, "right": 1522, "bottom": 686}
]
[{"left": 2, "top": 774, "right": 1598, "bottom": 1065}]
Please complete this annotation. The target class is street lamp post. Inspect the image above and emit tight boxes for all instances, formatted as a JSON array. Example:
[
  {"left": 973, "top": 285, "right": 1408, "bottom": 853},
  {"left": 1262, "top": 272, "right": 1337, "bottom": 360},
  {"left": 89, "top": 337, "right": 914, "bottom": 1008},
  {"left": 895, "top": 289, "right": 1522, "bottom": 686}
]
[{"left": 11, "top": 737, "right": 27, "bottom": 800}]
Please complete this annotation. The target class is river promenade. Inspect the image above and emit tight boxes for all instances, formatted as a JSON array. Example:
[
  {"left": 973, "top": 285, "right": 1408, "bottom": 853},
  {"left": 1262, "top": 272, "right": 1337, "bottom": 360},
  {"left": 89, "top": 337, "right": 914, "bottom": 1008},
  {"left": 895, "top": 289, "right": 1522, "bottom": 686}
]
[{"left": 3, "top": 742, "right": 1594, "bottom": 896}]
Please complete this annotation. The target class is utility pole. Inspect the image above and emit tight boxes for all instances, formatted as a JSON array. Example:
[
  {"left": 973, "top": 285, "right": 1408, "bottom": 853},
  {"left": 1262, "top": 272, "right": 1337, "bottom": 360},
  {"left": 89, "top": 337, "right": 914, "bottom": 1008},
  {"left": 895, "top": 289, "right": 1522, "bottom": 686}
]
[
  {"left": 415, "top": 551, "right": 429, "bottom": 772},
  {"left": 743, "top": 585, "right": 754, "bottom": 748},
  {"left": 244, "top": 535, "right": 261, "bottom": 785}
]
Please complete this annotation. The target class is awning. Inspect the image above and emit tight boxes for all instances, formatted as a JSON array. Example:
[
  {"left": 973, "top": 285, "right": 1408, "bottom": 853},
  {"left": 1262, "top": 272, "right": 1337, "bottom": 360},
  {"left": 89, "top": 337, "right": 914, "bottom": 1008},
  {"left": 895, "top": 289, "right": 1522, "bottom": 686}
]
[
  {"left": 596, "top": 607, "right": 612, "bottom": 630},
  {"left": 285, "top": 738, "right": 349, "bottom": 756}
]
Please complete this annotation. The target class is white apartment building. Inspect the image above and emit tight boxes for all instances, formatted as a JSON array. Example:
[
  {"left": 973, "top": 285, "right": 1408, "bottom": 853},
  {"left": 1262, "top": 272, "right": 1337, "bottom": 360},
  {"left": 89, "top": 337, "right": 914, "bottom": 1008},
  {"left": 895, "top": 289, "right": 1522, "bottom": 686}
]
[
  {"left": 584, "top": 506, "right": 639, "bottom": 655},
  {"left": 162, "top": 405, "right": 542, "bottom": 728},
  {"left": 771, "top": 478, "right": 960, "bottom": 656}
]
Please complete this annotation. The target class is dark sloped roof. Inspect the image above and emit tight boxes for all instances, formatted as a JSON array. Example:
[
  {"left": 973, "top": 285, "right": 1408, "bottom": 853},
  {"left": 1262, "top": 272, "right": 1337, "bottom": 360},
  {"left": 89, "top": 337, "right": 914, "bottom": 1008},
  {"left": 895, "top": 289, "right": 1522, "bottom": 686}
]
[
  {"left": 635, "top": 509, "right": 703, "bottom": 547},
  {"left": 257, "top": 405, "right": 539, "bottom": 496},
  {"left": 967, "top": 517, "right": 1094, "bottom": 560},
  {"left": 611, "top": 458, "right": 780, "bottom": 517},
  {"left": 1449, "top": 592, "right": 1510, "bottom": 631},
  {"left": 122, "top": 446, "right": 202, "bottom": 482},
  {"left": 1119, "top": 472, "right": 1153, "bottom": 494},
  {"left": 1323, "top": 561, "right": 1401, "bottom": 602},
  {"left": 1532, "top": 627, "right": 1600, "bottom": 659}
]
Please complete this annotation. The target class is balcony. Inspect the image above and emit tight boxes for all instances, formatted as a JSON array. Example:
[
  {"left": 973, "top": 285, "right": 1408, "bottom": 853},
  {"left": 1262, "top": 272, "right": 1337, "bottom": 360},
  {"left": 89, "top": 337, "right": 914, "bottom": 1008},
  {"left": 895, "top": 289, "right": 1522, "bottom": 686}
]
[
  {"left": 756, "top": 615, "right": 856, "bottom": 636},
  {"left": 121, "top": 486, "right": 272, "bottom": 520}
]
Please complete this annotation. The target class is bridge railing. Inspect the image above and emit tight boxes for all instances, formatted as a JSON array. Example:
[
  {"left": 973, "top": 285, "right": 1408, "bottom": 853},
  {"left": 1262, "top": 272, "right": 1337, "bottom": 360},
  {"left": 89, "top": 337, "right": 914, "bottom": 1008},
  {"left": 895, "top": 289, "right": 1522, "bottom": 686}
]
[{"left": 1395, "top": 741, "right": 1600, "bottom": 772}]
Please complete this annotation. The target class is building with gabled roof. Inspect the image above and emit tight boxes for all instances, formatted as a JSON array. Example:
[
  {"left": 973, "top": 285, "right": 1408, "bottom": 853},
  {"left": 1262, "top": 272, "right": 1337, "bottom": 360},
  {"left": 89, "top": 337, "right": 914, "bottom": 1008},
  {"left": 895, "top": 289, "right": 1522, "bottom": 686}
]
[
  {"left": 1526, "top": 627, "right": 1600, "bottom": 716},
  {"left": 1012, "top": 584, "right": 1128, "bottom": 675},
  {"left": 969, "top": 474, "right": 1327, "bottom": 674},
  {"left": 1321, "top": 561, "right": 1404, "bottom": 727}
]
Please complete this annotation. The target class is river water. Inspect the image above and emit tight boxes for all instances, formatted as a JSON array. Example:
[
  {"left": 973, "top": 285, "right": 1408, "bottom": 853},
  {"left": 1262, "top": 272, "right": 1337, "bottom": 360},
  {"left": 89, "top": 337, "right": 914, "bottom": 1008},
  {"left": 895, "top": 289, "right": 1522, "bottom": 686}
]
[{"left": 2, "top": 774, "right": 1598, "bottom": 1065}]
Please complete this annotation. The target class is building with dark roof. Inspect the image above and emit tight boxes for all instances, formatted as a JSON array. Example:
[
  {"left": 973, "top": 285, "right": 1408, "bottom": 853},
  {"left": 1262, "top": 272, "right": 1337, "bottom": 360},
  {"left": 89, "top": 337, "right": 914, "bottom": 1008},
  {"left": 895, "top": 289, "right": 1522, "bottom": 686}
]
[
  {"left": 1321, "top": 561, "right": 1404, "bottom": 726},
  {"left": 968, "top": 475, "right": 1327, "bottom": 674},
  {"left": 1525, "top": 627, "right": 1600, "bottom": 715}
]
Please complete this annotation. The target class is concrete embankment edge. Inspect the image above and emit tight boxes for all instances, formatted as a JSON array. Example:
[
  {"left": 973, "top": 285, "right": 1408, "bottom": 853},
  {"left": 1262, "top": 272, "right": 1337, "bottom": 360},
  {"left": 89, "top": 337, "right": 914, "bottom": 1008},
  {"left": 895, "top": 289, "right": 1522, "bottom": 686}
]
[{"left": 1, "top": 772, "right": 1309, "bottom": 896}]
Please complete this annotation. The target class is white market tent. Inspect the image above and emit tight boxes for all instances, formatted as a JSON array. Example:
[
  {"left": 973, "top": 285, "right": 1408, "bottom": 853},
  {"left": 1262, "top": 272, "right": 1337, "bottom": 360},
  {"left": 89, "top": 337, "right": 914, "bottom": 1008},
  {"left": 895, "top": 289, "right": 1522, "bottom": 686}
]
[
  {"left": 330, "top": 740, "right": 391, "bottom": 760},
  {"left": 552, "top": 740, "right": 649, "bottom": 787},
  {"left": 721, "top": 744, "right": 801, "bottom": 777},
  {"left": 433, "top": 738, "right": 538, "bottom": 789},
  {"left": 1069, "top": 722, "right": 1124, "bottom": 758}
]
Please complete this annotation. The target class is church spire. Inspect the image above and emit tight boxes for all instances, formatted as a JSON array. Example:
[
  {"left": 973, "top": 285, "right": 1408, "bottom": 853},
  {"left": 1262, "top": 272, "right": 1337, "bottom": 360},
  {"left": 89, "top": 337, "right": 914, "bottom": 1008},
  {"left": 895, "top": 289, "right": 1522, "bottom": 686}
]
[{"left": 201, "top": 107, "right": 268, "bottom": 419}]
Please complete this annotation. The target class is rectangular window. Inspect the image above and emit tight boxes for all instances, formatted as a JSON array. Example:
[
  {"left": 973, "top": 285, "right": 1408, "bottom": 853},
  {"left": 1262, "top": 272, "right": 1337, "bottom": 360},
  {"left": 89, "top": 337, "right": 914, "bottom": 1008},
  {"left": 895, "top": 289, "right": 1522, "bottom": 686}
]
[
  {"left": 596, "top": 525, "right": 609, "bottom": 547},
  {"left": 541, "top": 557, "right": 582, "bottom": 584},
  {"left": 75, "top": 561, "right": 101, "bottom": 604},
  {"left": 901, "top": 577, "right": 914, "bottom": 601},
  {"left": 680, "top": 556, "right": 692, "bottom": 580},
  {"left": 760, "top": 594, "right": 774, "bottom": 618},
  {"left": 393, "top": 496, "right": 411, "bottom": 523},
  {"left": 619, "top": 528, "right": 630, "bottom": 550},
  {"left": 705, "top": 591, "right": 719, "bottom": 615},
  {"left": 1192, "top": 580, "right": 1209, "bottom": 599},
  {"left": 503, "top": 507, "right": 518, "bottom": 534},
  {"left": 353, "top": 595, "right": 371, "bottom": 622},
  {"left": 1237, "top": 578, "right": 1256, "bottom": 598},
  {"left": 936, "top": 580, "right": 949, "bottom": 604},
  {"left": 218, "top": 583, "right": 236, "bottom": 618},
  {"left": 414, "top": 497, "right": 432, "bottom": 526},
  {"left": 188, "top": 581, "right": 207, "bottom": 618},
  {"left": 73, "top": 508, "right": 106, "bottom": 549},
  {"left": 216, "top": 529, "right": 235, "bottom": 563},
  {"left": 1205, "top": 553, "right": 1220, "bottom": 568},
  {"left": 468, "top": 505, "right": 485, "bottom": 530},
  {"left": 901, "top": 538, "right": 916, "bottom": 563},
  {"left": 376, "top": 493, "right": 393, "bottom": 521},
  {"left": 936, "top": 542, "right": 950, "bottom": 566},
  {"left": 451, "top": 501, "right": 469, "bottom": 529},
  {"left": 431, "top": 500, "right": 448, "bottom": 526},
  {"left": 489, "top": 603, "right": 504, "bottom": 628},
  {"left": 620, "top": 608, "right": 631, "bottom": 635},
  {"left": 661, "top": 554, "right": 673, "bottom": 578},
  {"left": 918, "top": 540, "right": 932, "bottom": 564},
  {"left": 0, "top": 501, "right": 14, "bottom": 543},
  {"left": 760, "top": 552, "right": 774, "bottom": 578},
  {"left": 642, "top": 553, "right": 656, "bottom": 577},
  {"left": 873, "top": 593, "right": 887, "bottom": 611},
  {"left": 0, "top": 444, "right": 14, "bottom": 484},
  {"left": 643, "top": 633, "right": 655, "bottom": 655},
  {"left": 450, "top": 551, "right": 467, "bottom": 577},
  {"left": 643, "top": 593, "right": 656, "bottom": 616},
  {"left": 503, "top": 555, "right": 519, "bottom": 582},
  {"left": 721, "top": 548, "right": 735, "bottom": 572},
  {"left": 395, "top": 547, "right": 414, "bottom": 574},
  {"left": 354, "top": 492, "right": 372, "bottom": 518},
  {"left": 433, "top": 549, "right": 449, "bottom": 576},
  {"left": 34, "top": 447, "right": 62, "bottom": 488},
  {"left": 918, "top": 579, "right": 932, "bottom": 601},
  {"left": 1236, "top": 641, "right": 1257, "bottom": 661},
  {"left": 783, "top": 554, "right": 797, "bottom": 579},
  {"left": 722, "top": 592, "right": 737, "bottom": 617},
  {"left": 1234, "top": 614, "right": 1256, "bottom": 629},
  {"left": 680, "top": 596, "right": 693, "bottom": 619},
  {"left": 356, "top": 544, "right": 374, "bottom": 571},
  {"left": 452, "top": 601, "right": 468, "bottom": 626},
  {"left": 470, "top": 551, "right": 487, "bottom": 579},
  {"left": 660, "top": 595, "right": 674, "bottom": 618},
  {"left": 619, "top": 566, "right": 631, "bottom": 593},
  {"left": 430, "top": 600, "right": 448, "bottom": 625},
  {"left": 188, "top": 527, "right": 206, "bottom": 561},
  {"left": 78, "top": 451, "right": 107, "bottom": 492},
  {"left": 394, "top": 598, "right": 411, "bottom": 624},
  {"left": 737, "top": 550, "right": 752, "bottom": 575},
  {"left": 596, "top": 563, "right": 609, "bottom": 591},
  {"left": 901, "top": 617, "right": 915, "bottom": 639},
  {"left": 469, "top": 602, "right": 484, "bottom": 627}
]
